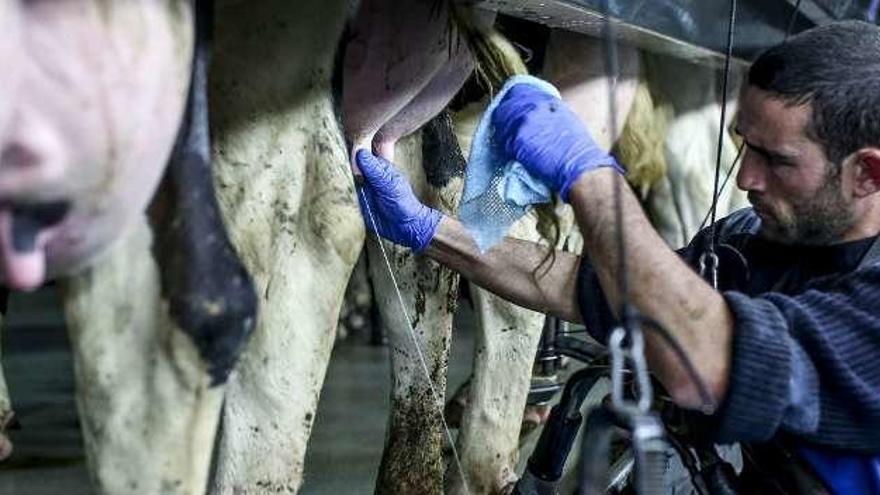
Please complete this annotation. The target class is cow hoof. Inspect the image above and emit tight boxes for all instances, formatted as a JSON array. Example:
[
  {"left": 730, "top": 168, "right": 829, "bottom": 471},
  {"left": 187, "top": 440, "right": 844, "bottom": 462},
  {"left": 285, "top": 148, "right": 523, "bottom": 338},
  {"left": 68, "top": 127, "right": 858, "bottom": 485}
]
[
  {"left": 496, "top": 467, "right": 518, "bottom": 495},
  {"left": 0, "top": 433, "right": 12, "bottom": 461},
  {"left": 0, "top": 412, "right": 16, "bottom": 461},
  {"left": 498, "top": 479, "right": 517, "bottom": 495}
]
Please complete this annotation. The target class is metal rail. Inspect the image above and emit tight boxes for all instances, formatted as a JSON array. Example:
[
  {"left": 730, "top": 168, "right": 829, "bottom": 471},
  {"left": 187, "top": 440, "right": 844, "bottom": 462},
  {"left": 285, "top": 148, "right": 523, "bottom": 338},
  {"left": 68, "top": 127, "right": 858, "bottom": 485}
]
[{"left": 480, "top": 0, "right": 876, "bottom": 67}]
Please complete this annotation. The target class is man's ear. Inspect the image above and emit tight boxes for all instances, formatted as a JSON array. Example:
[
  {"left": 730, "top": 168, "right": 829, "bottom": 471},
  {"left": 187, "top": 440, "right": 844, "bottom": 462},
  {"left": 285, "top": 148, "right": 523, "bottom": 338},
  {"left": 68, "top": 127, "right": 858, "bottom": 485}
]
[{"left": 851, "top": 148, "right": 880, "bottom": 198}]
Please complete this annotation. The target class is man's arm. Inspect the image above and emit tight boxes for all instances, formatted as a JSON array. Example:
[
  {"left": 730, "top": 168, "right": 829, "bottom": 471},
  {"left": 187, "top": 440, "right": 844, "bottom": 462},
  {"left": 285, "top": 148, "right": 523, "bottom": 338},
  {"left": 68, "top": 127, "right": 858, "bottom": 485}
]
[
  {"left": 568, "top": 169, "right": 734, "bottom": 409},
  {"left": 426, "top": 216, "right": 583, "bottom": 323},
  {"left": 356, "top": 90, "right": 735, "bottom": 411},
  {"left": 353, "top": 148, "right": 584, "bottom": 324},
  {"left": 490, "top": 84, "right": 736, "bottom": 410}
]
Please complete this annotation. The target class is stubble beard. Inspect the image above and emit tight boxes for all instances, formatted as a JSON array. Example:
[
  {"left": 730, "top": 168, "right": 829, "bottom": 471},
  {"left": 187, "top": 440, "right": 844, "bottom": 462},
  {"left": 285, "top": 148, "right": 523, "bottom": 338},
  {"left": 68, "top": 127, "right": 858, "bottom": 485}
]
[{"left": 758, "top": 167, "right": 856, "bottom": 245}]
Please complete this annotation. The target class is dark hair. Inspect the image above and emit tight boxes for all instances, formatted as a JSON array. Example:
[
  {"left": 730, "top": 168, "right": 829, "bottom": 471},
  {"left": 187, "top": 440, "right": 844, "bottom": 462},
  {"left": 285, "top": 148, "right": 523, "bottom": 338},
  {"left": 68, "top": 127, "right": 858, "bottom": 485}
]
[{"left": 748, "top": 20, "right": 880, "bottom": 165}]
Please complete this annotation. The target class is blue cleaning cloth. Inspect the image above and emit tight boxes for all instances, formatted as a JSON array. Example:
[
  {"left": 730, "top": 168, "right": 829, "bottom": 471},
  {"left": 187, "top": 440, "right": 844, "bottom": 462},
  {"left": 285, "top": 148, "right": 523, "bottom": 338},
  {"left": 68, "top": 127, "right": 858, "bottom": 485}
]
[{"left": 458, "top": 75, "right": 561, "bottom": 252}]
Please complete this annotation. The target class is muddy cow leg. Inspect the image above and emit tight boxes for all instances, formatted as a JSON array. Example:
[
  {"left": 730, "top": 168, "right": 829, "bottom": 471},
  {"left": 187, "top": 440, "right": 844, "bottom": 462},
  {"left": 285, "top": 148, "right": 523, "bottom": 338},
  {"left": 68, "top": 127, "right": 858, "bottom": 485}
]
[
  {"left": 51, "top": 2, "right": 231, "bottom": 493},
  {"left": 343, "top": 2, "right": 477, "bottom": 491},
  {"left": 63, "top": 2, "right": 256, "bottom": 491},
  {"left": 447, "top": 103, "right": 577, "bottom": 495},
  {"left": 208, "top": 1, "right": 363, "bottom": 492},
  {"left": 437, "top": 101, "right": 544, "bottom": 495},
  {"left": 363, "top": 28, "right": 474, "bottom": 495},
  {"left": 453, "top": 220, "right": 548, "bottom": 495},
  {"left": 367, "top": 125, "right": 465, "bottom": 494},
  {"left": 62, "top": 218, "right": 224, "bottom": 495}
]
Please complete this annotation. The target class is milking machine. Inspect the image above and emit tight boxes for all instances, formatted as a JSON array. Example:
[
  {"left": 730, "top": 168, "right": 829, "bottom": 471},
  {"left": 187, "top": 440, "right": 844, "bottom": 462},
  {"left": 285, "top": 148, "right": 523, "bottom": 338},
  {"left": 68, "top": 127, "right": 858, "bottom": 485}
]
[
  {"left": 515, "top": 315, "right": 667, "bottom": 495},
  {"left": 526, "top": 315, "right": 605, "bottom": 408}
]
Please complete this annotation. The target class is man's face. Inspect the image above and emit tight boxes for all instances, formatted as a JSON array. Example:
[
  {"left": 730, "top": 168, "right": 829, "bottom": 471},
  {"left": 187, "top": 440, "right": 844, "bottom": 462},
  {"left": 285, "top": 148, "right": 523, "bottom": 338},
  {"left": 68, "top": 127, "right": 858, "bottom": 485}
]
[{"left": 735, "top": 85, "right": 855, "bottom": 245}]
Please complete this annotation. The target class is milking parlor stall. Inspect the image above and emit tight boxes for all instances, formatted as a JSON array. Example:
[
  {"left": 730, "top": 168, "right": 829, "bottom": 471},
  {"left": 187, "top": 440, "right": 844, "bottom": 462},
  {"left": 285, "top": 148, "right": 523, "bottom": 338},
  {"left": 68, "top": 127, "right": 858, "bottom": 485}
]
[{"left": 0, "top": 0, "right": 873, "bottom": 494}]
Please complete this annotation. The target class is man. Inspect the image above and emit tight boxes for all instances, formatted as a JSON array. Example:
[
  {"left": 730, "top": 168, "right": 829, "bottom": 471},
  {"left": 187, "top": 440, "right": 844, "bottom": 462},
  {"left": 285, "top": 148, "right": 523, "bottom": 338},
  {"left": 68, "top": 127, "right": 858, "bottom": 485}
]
[{"left": 355, "top": 20, "right": 880, "bottom": 493}]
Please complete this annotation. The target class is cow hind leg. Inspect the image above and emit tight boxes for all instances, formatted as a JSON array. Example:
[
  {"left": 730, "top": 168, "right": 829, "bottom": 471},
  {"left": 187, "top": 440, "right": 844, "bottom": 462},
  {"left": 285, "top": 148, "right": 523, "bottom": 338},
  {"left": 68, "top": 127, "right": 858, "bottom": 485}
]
[
  {"left": 207, "top": 1, "right": 363, "bottom": 492},
  {"left": 58, "top": 3, "right": 232, "bottom": 492},
  {"left": 447, "top": 212, "right": 547, "bottom": 495},
  {"left": 369, "top": 125, "right": 464, "bottom": 494},
  {"left": 0, "top": 292, "right": 12, "bottom": 462},
  {"left": 61, "top": 219, "right": 224, "bottom": 495}
]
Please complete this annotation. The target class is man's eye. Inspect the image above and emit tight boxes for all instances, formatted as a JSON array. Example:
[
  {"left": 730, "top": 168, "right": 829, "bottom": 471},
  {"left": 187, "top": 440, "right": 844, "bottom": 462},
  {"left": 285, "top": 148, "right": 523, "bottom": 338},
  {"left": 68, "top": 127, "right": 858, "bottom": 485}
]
[
  {"left": 766, "top": 158, "right": 798, "bottom": 175},
  {"left": 769, "top": 157, "right": 794, "bottom": 167}
]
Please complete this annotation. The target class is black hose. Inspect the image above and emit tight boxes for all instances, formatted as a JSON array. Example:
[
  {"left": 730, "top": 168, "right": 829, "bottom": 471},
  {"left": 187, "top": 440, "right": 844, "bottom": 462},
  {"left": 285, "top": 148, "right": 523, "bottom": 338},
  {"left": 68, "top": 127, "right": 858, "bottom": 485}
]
[
  {"left": 697, "top": 142, "right": 744, "bottom": 232},
  {"left": 706, "top": 0, "right": 738, "bottom": 254},
  {"left": 578, "top": 406, "right": 618, "bottom": 495},
  {"left": 666, "top": 433, "right": 711, "bottom": 495},
  {"left": 526, "top": 367, "right": 607, "bottom": 482}
]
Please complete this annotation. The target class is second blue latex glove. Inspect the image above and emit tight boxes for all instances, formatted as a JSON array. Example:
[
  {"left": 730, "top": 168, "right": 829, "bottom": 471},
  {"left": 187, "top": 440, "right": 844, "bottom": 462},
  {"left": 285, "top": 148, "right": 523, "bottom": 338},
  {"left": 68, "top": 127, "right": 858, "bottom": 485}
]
[
  {"left": 492, "top": 84, "right": 624, "bottom": 201},
  {"left": 356, "top": 149, "right": 442, "bottom": 253}
]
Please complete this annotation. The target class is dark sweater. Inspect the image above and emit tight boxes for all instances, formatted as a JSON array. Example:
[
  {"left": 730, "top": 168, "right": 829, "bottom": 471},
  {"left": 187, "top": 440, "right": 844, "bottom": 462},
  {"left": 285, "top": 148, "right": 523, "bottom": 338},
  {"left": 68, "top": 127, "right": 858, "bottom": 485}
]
[{"left": 576, "top": 208, "right": 880, "bottom": 480}]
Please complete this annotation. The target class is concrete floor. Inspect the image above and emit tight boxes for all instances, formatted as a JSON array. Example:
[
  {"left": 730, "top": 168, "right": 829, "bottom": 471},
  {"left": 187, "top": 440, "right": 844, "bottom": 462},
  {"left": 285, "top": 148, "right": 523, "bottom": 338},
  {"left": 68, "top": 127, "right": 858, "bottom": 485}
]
[
  {"left": 0, "top": 287, "right": 475, "bottom": 494},
  {"left": 0, "top": 288, "right": 90, "bottom": 494},
  {"left": 301, "top": 308, "right": 474, "bottom": 493}
]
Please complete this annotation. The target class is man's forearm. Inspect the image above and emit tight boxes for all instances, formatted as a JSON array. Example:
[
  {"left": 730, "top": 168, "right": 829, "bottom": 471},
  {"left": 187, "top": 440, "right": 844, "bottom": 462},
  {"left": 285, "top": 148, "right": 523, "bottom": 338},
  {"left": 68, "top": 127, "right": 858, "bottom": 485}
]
[
  {"left": 568, "top": 169, "right": 734, "bottom": 409},
  {"left": 425, "top": 217, "right": 583, "bottom": 323}
]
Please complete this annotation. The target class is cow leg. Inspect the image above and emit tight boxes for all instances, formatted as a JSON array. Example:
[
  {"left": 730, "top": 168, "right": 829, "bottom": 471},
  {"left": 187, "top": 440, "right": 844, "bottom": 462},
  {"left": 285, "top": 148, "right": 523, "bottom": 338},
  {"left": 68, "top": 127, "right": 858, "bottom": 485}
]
[
  {"left": 452, "top": 207, "right": 579, "bottom": 495},
  {"left": 343, "top": 2, "right": 476, "bottom": 488},
  {"left": 0, "top": 291, "right": 12, "bottom": 461},
  {"left": 426, "top": 100, "right": 541, "bottom": 494},
  {"left": 207, "top": 1, "right": 363, "bottom": 492},
  {"left": 62, "top": 1, "right": 257, "bottom": 490},
  {"left": 61, "top": 218, "right": 223, "bottom": 495},
  {"left": 48, "top": 3, "right": 228, "bottom": 492},
  {"left": 363, "top": 23, "right": 473, "bottom": 490},
  {"left": 453, "top": 221, "right": 548, "bottom": 495},
  {"left": 367, "top": 126, "right": 464, "bottom": 494},
  {"left": 0, "top": 15, "right": 19, "bottom": 415}
]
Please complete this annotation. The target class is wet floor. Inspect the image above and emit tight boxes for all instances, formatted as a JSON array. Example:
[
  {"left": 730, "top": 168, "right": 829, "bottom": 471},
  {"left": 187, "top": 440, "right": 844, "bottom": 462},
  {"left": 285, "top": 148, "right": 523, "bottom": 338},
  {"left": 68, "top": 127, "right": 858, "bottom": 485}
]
[{"left": 0, "top": 287, "right": 475, "bottom": 494}]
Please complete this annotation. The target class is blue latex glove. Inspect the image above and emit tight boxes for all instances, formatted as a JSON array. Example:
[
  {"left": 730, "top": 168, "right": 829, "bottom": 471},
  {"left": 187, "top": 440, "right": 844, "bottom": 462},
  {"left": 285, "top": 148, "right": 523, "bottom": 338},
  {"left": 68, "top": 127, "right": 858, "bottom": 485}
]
[
  {"left": 492, "top": 84, "right": 624, "bottom": 202},
  {"left": 356, "top": 149, "right": 443, "bottom": 253}
]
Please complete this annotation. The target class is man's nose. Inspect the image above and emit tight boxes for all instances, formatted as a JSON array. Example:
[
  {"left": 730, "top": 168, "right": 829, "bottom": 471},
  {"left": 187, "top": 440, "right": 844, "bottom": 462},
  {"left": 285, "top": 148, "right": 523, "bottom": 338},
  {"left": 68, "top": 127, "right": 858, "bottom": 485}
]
[{"left": 736, "top": 149, "right": 765, "bottom": 193}]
